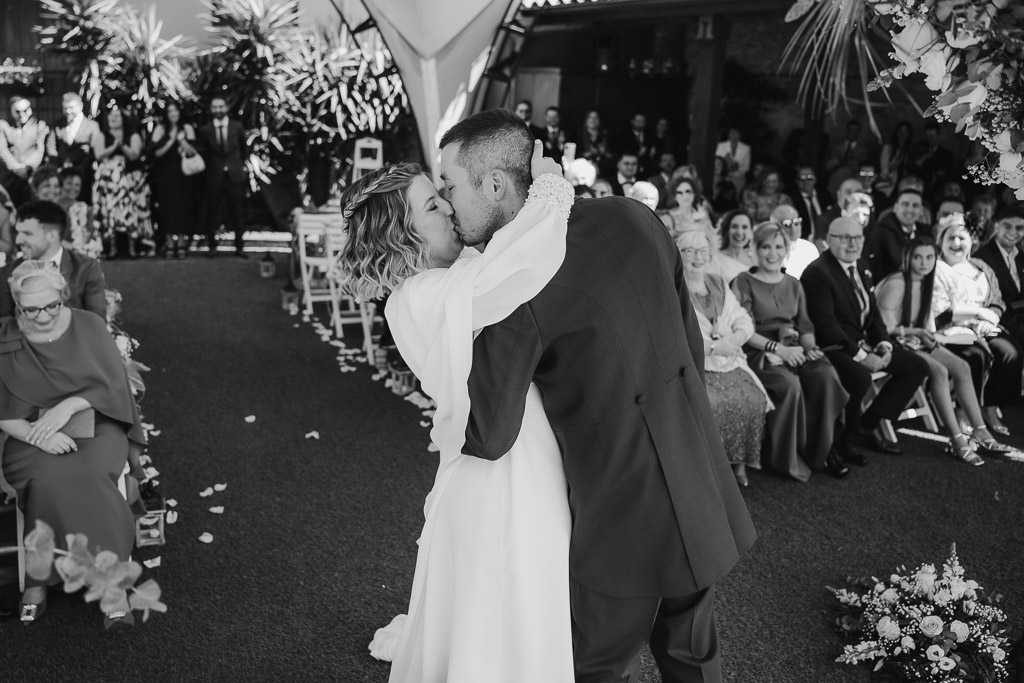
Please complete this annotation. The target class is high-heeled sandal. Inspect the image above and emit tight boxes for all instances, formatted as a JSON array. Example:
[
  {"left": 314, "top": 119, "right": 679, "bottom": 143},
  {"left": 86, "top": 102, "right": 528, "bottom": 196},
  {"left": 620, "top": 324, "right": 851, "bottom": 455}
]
[
  {"left": 103, "top": 609, "right": 135, "bottom": 632},
  {"left": 19, "top": 596, "right": 47, "bottom": 626},
  {"left": 988, "top": 424, "right": 1011, "bottom": 436},
  {"left": 948, "top": 434, "right": 984, "bottom": 467},
  {"left": 970, "top": 426, "right": 1013, "bottom": 454}
]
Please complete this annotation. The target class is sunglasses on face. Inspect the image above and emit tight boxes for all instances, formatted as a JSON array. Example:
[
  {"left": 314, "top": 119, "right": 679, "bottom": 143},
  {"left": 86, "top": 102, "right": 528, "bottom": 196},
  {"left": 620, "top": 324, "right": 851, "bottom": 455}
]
[
  {"left": 781, "top": 218, "right": 803, "bottom": 228},
  {"left": 18, "top": 300, "right": 62, "bottom": 319},
  {"left": 681, "top": 248, "right": 710, "bottom": 258},
  {"left": 798, "top": 174, "right": 815, "bottom": 181}
]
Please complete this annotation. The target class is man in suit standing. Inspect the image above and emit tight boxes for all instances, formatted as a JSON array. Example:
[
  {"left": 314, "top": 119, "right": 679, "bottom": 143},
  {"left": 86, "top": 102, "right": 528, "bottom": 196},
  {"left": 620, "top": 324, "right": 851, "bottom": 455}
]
[
  {"left": 793, "top": 166, "right": 828, "bottom": 239},
  {"left": 714, "top": 127, "right": 751, "bottom": 194},
  {"left": 441, "top": 109, "right": 756, "bottom": 682},
  {"left": 45, "top": 93, "right": 102, "bottom": 201},
  {"left": 647, "top": 151, "right": 677, "bottom": 209},
  {"left": 0, "top": 200, "right": 106, "bottom": 318},
  {"left": 974, "top": 205, "right": 1024, "bottom": 341},
  {"left": 542, "top": 105, "right": 568, "bottom": 165},
  {"left": 0, "top": 96, "right": 49, "bottom": 207},
  {"left": 513, "top": 99, "right": 545, "bottom": 142},
  {"left": 197, "top": 96, "right": 249, "bottom": 258},
  {"left": 802, "top": 217, "right": 928, "bottom": 468}
]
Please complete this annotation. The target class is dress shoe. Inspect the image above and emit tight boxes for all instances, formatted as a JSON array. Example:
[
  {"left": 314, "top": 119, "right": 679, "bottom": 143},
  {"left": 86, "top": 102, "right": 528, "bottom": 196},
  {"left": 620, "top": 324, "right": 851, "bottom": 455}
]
[
  {"left": 837, "top": 440, "right": 869, "bottom": 467},
  {"left": 824, "top": 449, "right": 850, "bottom": 478},
  {"left": 858, "top": 427, "right": 902, "bottom": 455}
]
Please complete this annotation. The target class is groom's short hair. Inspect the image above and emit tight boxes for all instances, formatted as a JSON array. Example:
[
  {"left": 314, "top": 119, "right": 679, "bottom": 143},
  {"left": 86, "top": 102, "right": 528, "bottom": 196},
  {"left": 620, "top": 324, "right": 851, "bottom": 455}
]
[{"left": 439, "top": 108, "right": 533, "bottom": 200}]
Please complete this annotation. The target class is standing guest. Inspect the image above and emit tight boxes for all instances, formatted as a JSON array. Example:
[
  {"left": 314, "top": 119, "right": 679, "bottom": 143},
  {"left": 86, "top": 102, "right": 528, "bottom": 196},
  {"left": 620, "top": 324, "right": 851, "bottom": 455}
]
[
  {"left": 771, "top": 204, "right": 818, "bottom": 280},
  {"left": 0, "top": 96, "right": 48, "bottom": 207},
  {"left": 974, "top": 205, "right": 1024, "bottom": 340},
  {"left": 150, "top": 102, "right": 198, "bottom": 259},
  {"left": 541, "top": 105, "right": 568, "bottom": 165},
  {"left": 56, "top": 168, "right": 99, "bottom": 258},
  {"left": 814, "top": 178, "right": 863, "bottom": 245},
  {"left": 875, "top": 236, "right": 1005, "bottom": 466},
  {"left": 880, "top": 121, "right": 913, "bottom": 188},
  {"left": 711, "top": 208, "right": 757, "bottom": 283},
  {"left": 732, "top": 223, "right": 849, "bottom": 480},
  {"left": 825, "top": 119, "right": 871, "bottom": 194},
  {"left": 0, "top": 185, "right": 13, "bottom": 258},
  {"left": 45, "top": 93, "right": 103, "bottom": 201},
  {"left": 93, "top": 108, "right": 152, "bottom": 259},
  {"left": 0, "top": 260, "right": 145, "bottom": 630},
  {"left": 608, "top": 152, "right": 639, "bottom": 196},
  {"left": 715, "top": 127, "right": 751, "bottom": 194},
  {"left": 741, "top": 167, "right": 793, "bottom": 223},
  {"left": 576, "top": 110, "right": 614, "bottom": 178},
  {"left": 933, "top": 213, "right": 1022, "bottom": 439},
  {"left": 793, "top": 166, "right": 828, "bottom": 239},
  {"left": 910, "top": 121, "right": 954, "bottom": 195},
  {"left": 647, "top": 151, "right": 677, "bottom": 209},
  {"left": 801, "top": 217, "right": 930, "bottom": 462},
  {"left": 679, "top": 228, "right": 769, "bottom": 487},
  {"left": 28, "top": 165, "right": 61, "bottom": 203},
  {"left": 649, "top": 117, "right": 676, "bottom": 163},
  {"left": 513, "top": 99, "right": 545, "bottom": 141},
  {"left": 617, "top": 112, "right": 652, "bottom": 176},
  {"left": 0, "top": 200, "right": 107, "bottom": 319},
  {"left": 197, "top": 96, "right": 249, "bottom": 258},
  {"left": 936, "top": 197, "right": 966, "bottom": 222},
  {"left": 659, "top": 176, "right": 713, "bottom": 239},
  {"left": 868, "top": 188, "right": 930, "bottom": 280}
]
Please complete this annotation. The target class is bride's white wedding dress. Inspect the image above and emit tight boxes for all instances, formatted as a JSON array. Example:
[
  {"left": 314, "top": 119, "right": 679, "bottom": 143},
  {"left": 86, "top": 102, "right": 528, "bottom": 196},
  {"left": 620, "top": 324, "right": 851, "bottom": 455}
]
[{"left": 368, "top": 175, "right": 575, "bottom": 682}]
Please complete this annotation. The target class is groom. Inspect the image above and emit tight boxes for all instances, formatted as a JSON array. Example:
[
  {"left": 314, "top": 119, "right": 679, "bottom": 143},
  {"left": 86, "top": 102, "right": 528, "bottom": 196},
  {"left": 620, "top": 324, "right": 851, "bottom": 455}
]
[{"left": 442, "top": 109, "right": 756, "bottom": 682}]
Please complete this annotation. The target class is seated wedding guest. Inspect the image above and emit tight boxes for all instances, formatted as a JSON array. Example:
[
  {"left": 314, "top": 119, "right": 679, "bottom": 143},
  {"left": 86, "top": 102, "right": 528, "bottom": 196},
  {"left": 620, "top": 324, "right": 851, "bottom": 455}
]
[
  {"left": 0, "top": 200, "right": 107, "bottom": 318},
  {"left": 56, "top": 167, "right": 100, "bottom": 258},
  {"left": 541, "top": 105, "right": 568, "bottom": 165},
  {"left": 935, "top": 179, "right": 966, "bottom": 208},
  {"left": 679, "top": 228, "right": 769, "bottom": 487},
  {"left": 844, "top": 191, "right": 875, "bottom": 233},
  {"left": 793, "top": 166, "right": 829, "bottom": 239},
  {"left": 647, "top": 151, "right": 677, "bottom": 209},
  {"left": 741, "top": 166, "right": 793, "bottom": 223},
  {"left": 974, "top": 205, "right": 1024, "bottom": 340},
  {"left": 0, "top": 261, "right": 145, "bottom": 629},
  {"left": 590, "top": 178, "right": 613, "bottom": 198},
  {"left": 869, "top": 188, "right": 930, "bottom": 280},
  {"left": 712, "top": 179, "right": 739, "bottom": 214},
  {"left": 513, "top": 99, "right": 545, "bottom": 141},
  {"left": 709, "top": 208, "right": 757, "bottom": 283},
  {"left": 576, "top": 109, "right": 615, "bottom": 178},
  {"left": 608, "top": 152, "right": 639, "bottom": 196},
  {"left": 932, "top": 213, "right": 1022, "bottom": 440},
  {"left": 972, "top": 193, "right": 999, "bottom": 242},
  {"left": 770, "top": 204, "right": 817, "bottom": 279},
  {"left": 626, "top": 181, "right": 659, "bottom": 211},
  {"left": 649, "top": 117, "right": 675, "bottom": 163},
  {"left": 28, "top": 165, "right": 61, "bottom": 203},
  {"left": 732, "top": 223, "right": 849, "bottom": 480},
  {"left": 876, "top": 175, "right": 934, "bottom": 226},
  {"left": 0, "top": 185, "right": 13, "bottom": 258},
  {"left": 875, "top": 236, "right": 1007, "bottom": 466},
  {"left": 659, "top": 177, "right": 713, "bottom": 239},
  {"left": 936, "top": 197, "right": 965, "bottom": 222},
  {"left": 802, "top": 217, "right": 929, "bottom": 463},
  {"left": 814, "top": 177, "right": 863, "bottom": 244}
]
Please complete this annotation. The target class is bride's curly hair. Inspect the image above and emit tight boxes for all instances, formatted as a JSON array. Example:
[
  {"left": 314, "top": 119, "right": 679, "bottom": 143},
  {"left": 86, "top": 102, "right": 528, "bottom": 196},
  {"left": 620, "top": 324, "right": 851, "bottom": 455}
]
[{"left": 337, "top": 162, "right": 429, "bottom": 301}]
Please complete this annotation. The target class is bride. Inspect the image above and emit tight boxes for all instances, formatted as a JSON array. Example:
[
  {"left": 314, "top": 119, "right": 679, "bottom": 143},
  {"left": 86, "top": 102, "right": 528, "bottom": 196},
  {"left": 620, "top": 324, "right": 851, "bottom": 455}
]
[{"left": 336, "top": 141, "right": 575, "bottom": 682}]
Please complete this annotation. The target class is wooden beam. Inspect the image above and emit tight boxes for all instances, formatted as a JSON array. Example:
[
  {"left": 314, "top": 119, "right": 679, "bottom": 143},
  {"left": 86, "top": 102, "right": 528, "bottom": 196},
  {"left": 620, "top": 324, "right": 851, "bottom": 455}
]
[{"left": 688, "top": 14, "right": 730, "bottom": 191}]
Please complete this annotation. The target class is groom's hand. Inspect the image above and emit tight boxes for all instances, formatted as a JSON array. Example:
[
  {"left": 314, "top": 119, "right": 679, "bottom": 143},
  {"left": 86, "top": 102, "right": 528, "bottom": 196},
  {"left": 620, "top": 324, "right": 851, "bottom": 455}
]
[{"left": 531, "top": 139, "right": 562, "bottom": 180}]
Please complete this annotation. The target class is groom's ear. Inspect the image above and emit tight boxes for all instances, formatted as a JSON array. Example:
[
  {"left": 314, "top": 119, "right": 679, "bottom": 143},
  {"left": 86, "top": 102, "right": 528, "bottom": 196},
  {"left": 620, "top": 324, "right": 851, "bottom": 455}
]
[{"left": 486, "top": 169, "right": 511, "bottom": 203}]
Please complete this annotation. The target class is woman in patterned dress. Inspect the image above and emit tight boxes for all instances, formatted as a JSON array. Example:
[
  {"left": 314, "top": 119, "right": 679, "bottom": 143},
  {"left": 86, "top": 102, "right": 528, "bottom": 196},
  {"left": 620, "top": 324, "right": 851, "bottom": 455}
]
[{"left": 93, "top": 109, "right": 152, "bottom": 258}]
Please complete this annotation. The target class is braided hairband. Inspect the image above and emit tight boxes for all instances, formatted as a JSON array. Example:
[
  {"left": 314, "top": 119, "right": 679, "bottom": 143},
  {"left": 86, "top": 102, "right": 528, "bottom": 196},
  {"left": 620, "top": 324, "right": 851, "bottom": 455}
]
[{"left": 342, "top": 164, "right": 406, "bottom": 222}]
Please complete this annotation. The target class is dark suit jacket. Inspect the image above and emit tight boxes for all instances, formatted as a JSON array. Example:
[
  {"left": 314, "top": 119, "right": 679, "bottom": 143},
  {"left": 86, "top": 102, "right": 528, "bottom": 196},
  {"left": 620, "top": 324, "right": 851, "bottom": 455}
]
[
  {"left": 794, "top": 190, "right": 830, "bottom": 240},
  {"left": 974, "top": 241, "right": 1024, "bottom": 325},
  {"left": 45, "top": 117, "right": 102, "bottom": 182},
  {"left": 197, "top": 118, "right": 248, "bottom": 185},
  {"left": 0, "top": 250, "right": 108, "bottom": 319},
  {"left": 802, "top": 250, "right": 889, "bottom": 356},
  {"left": 464, "top": 197, "right": 756, "bottom": 598},
  {"left": 647, "top": 172, "right": 671, "bottom": 209},
  {"left": 526, "top": 122, "right": 545, "bottom": 142},
  {"left": 867, "top": 213, "right": 931, "bottom": 281}
]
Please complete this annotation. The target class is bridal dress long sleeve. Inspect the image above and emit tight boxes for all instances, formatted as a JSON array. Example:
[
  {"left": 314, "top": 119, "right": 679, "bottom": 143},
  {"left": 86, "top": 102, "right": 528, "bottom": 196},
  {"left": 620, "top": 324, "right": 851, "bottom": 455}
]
[{"left": 368, "top": 174, "right": 576, "bottom": 683}]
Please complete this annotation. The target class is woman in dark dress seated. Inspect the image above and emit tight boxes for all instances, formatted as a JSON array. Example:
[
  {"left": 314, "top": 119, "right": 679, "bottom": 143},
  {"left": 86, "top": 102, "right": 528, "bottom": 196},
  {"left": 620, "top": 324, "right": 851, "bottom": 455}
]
[
  {"left": 732, "top": 223, "right": 850, "bottom": 480},
  {"left": 0, "top": 261, "right": 145, "bottom": 629}
]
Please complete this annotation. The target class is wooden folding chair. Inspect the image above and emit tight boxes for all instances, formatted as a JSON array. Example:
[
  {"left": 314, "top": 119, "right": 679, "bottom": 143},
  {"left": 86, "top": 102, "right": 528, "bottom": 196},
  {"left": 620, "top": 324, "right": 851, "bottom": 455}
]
[{"left": 865, "top": 371, "right": 940, "bottom": 442}]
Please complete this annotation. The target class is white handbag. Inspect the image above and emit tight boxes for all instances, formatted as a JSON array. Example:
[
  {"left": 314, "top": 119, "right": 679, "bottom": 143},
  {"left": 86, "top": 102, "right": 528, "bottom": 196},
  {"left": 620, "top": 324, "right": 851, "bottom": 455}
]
[{"left": 181, "top": 153, "right": 206, "bottom": 176}]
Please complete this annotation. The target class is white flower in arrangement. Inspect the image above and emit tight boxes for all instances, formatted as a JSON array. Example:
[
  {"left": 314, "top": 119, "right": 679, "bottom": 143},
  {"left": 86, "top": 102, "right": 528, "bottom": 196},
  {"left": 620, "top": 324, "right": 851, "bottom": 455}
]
[
  {"left": 918, "top": 47, "right": 956, "bottom": 91},
  {"left": 876, "top": 615, "right": 901, "bottom": 640},
  {"left": 949, "top": 620, "right": 969, "bottom": 642},
  {"left": 919, "top": 615, "right": 944, "bottom": 637},
  {"left": 993, "top": 647, "right": 1006, "bottom": 662},
  {"left": 937, "top": 656, "right": 956, "bottom": 671},
  {"left": 925, "top": 644, "right": 945, "bottom": 661},
  {"left": 890, "top": 20, "right": 942, "bottom": 74},
  {"left": 945, "top": 27, "right": 983, "bottom": 49},
  {"left": 932, "top": 588, "right": 952, "bottom": 606},
  {"left": 900, "top": 635, "right": 915, "bottom": 651},
  {"left": 880, "top": 587, "right": 898, "bottom": 604},
  {"left": 914, "top": 565, "right": 937, "bottom": 596}
]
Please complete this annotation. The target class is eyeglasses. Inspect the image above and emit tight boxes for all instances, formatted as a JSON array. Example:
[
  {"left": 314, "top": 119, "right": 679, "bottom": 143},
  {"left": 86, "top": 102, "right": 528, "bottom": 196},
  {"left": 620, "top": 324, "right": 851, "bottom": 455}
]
[
  {"left": 681, "top": 247, "right": 710, "bottom": 258},
  {"left": 780, "top": 218, "right": 803, "bottom": 228},
  {"left": 828, "top": 234, "right": 865, "bottom": 244},
  {"left": 18, "top": 300, "right": 62, "bottom": 319},
  {"left": 798, "top": 174, "right": 816, "bottom": 181}
]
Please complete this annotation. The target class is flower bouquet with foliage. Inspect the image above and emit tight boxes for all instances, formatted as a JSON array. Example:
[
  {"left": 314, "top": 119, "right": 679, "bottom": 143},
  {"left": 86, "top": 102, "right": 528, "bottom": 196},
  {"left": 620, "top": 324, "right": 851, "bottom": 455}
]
[
  {"left": 105, "top": 289, "right": 148, "bottom": 398},
  {"left": 831, "top": 544, "right": 1013, "bottom": 681},
  {"left": 24, "top": 519, "right": 165, "bottom": 621},
  {"left": 866, "top": 0, "right": 1024, "bottom": 199}
]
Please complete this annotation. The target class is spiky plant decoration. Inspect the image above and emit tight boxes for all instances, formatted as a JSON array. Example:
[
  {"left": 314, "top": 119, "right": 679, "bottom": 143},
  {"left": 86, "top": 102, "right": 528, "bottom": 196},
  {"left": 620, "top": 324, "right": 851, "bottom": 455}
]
[
  {"left": 339, "top": 28, "right": 409, "bottom": 140},
  {"left": 36, "top": 0, "right": 127, "bottom": 116}
]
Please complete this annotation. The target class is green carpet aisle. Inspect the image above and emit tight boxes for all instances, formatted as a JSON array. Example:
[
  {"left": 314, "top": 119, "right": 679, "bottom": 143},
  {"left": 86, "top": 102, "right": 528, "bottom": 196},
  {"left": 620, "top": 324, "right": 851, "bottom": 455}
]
[{"left": 0, "top": 256, "right": 1021, "bottom": 682}]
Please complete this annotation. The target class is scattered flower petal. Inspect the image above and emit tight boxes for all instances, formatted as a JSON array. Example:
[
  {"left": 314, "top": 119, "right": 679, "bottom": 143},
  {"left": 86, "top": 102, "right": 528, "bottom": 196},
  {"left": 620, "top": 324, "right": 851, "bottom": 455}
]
[
  {"left": 427, "top": 443, "right": 440, "bottom": 452},
  {"left": 165, "top": 511, "right": 178, "bottom": 524},
  {"left": 149, "top": 430, "right": 161, "bottom": 437},
  {"left": 199, "top": 487, "right": 214, "bottom": 497},
  {"left": 143, "top": 557, "right": 162, "bottom": 569},
  {"left": 198, "top": 532, "right": 213, "bottom": 543},
  {"left": 209, "top": 506, "right": 224, "bottom": 514},
  {"left": 305, "top": 431, "right": 320, "bottom": 439},
  {"left": 213, "top": 483, "right": 227, "bottom": 492},
  {"left": 244, "top": 415, "right": 256, "bottom": 423},
  {"left": 165, "top": 499, "right": 177, "bottom": 508}
]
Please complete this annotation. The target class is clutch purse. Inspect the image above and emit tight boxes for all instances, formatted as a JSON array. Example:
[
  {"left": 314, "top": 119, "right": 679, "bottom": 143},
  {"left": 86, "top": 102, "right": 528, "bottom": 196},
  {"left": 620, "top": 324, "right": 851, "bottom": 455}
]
[
  {"left": 181, "top": 153, "right": 206, "bottom": 177},
  {"left": 39, "top": 407, "right": 95, "bottom": 439}
]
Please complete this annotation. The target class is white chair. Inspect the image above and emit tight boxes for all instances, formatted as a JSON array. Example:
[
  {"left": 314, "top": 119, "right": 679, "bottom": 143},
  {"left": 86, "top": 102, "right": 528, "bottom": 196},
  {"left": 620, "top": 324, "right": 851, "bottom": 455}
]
[
  {"left": 352, "top": 138, "right": 384, "bottom": 181},
  {"left": 297, "top": 223, "right": 346, "bottom": 336},
  {"left": 865, "top": 371, "right": 940, "bottom": 442}
]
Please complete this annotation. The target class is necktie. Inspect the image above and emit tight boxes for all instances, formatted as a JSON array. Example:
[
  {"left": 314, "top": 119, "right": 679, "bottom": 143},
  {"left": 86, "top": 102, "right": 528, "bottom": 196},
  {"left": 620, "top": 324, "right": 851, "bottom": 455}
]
[
  {"left": 804, "top": 193, "right": 820, "bottom": 219},
  {"left": 1008, "top": 252, "right": 1020, "bottom": 292},
  {"left": 848, "top": 265, "right": 868, "bottom": 320},
  {"left": 218, "top": 125, "right": 226, "bottom": 153}
]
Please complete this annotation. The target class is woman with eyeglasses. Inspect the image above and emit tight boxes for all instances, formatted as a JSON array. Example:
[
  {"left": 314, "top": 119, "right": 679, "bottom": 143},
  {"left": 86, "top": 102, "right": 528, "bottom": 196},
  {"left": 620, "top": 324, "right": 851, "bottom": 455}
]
[
  {"left": 732, "top": 223, "right": 849, "bottom": 480},
  {"left": 875, "top": 236, "right": 1006, "bottom": 466},
  {"left": 659, "top": 176, "right": 712, "bottom": 240},
  {"left": 0, "top": 261, "right": 146, "bottom": 629},
  {"left": 931, "top": 213, "right": 1023, "bottom": 445},
  {"left": 679, "top": 228, "right": 770, "bottom": 487},
  {"left": 707, "top": 208, "right": 757, "bottom": 284}
]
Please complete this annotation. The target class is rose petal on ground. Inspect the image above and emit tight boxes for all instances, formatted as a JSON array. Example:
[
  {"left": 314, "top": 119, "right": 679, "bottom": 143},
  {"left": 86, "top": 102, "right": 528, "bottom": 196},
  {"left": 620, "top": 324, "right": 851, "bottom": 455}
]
[
  {"left": 213, "top": 483, "right": 227, "bottom": 492},
  {"left": 305, "top": 431, "right": 320, "bottom": 439},
  {"left": 165, "top": 499, "right": 177, "bottom": 508},
  {"left": 143, "top": 557, "right": 161, "bottom": 568},
  {"left": 149, "top": 430, "right": 161, "bottom": 436},
  {"left": 165, "top": 511, "right": 178, "bottom": 524},
  {"left": 198, "top": 532, "right": 213, "bottom": 543},
  {"left": 427, "top": 443, "right": 439, "bottom": 452},
  {"left": 209, "top": 506, "right": 224, "bottom": 514},
  {"left": 244, "top": 415, "right": 256, "bottom": 423},
  {"left": 199, "top": 487, "right": 214, "bottom": 497}
]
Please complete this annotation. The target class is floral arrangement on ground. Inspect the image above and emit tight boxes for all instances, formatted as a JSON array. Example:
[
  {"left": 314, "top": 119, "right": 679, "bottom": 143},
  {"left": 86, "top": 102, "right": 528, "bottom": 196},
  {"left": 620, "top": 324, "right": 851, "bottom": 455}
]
[
  {"left": 867, "top": 0, "right": 1024, "bottom": 198},
  {"left": 831, "top": 544, "right": 1013, "bottom": 681}
]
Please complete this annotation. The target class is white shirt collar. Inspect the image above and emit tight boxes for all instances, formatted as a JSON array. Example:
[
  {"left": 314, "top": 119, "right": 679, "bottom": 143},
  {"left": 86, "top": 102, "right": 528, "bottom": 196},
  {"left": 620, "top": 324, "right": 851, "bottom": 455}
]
[
  {"left": 996, "top": 241, "right": 1018, "bottom": 261},
  {"left": 617, "top": 172, "right": 633, "bottom": 185},
  {"left": 49, "top": 246, "right": 64, "bottom": 269}
]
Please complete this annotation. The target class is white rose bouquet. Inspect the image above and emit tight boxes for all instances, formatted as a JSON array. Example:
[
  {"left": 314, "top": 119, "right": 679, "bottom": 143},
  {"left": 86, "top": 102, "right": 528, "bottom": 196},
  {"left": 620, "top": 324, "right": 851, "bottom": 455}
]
[
  {"left": 865, "top": 0, "right": 1024, "bottom": 199},
  {"left": 830, "top": 544, "right": 1013, "bottom": 681}
]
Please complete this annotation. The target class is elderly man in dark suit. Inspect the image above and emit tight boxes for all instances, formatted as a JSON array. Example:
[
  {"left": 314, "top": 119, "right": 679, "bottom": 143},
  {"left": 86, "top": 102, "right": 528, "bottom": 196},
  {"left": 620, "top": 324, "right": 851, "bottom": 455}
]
[
  {"left": 197, "top": 96, "right": 249, "bottom": 258},
  {"left": 0, "top": 200, "right": 106, "bottom": 319},
  {"left": 45, "top": 93, "right": 103, "bottom": 201},
  {"left": 974, "top": 205, "right": 1024, "bottom": 342},
  {"left": 0, "top": 96, "right": 49, "bottom": 207},
  {"left": 440, "top": 109, "right": 756, "bottom": 683},
  {"left": 802, "top": 216, "right": 928, "bottom": 469}
]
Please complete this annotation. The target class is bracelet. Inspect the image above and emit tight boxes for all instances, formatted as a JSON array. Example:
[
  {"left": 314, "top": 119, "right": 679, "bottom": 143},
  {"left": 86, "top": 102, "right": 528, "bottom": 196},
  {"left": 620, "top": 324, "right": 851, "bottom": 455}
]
[{"left": 765, "top": 340, "right": 778, "bottom": 353}]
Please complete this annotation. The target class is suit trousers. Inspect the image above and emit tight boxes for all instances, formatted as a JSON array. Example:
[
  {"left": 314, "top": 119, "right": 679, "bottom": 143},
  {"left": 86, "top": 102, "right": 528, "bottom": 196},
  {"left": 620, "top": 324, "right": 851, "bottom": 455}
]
[
  {"left": 205, "top": 178, "right": 246, "bottom": 251},
  {"left": 571, "top": 579, "right": 721, "bottom": 683},
  {"left": 826, "top": 346, "right": 928, "bottom": 438}
]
